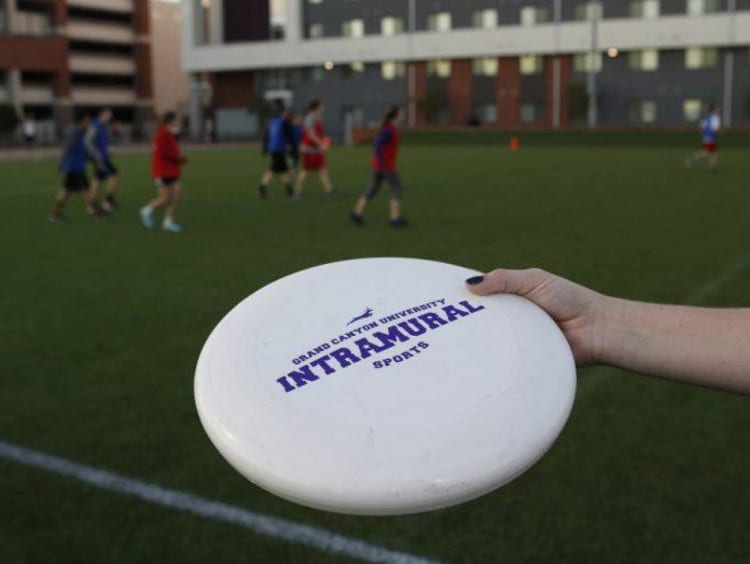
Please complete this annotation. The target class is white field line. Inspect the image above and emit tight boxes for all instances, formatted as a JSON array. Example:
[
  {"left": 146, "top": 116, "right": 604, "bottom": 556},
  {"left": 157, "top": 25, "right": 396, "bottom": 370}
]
[
  {"left": 0, "top": 440, "right": 438, "bottom": 564},
  {"left": 684, "top": 249, "right": 750, "bottom": 305}
]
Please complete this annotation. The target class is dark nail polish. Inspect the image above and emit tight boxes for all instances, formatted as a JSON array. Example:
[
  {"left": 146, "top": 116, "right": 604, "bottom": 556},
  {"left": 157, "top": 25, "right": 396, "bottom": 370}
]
[{"left": 466, "top": 275, "right": 484, "bottom": 286}]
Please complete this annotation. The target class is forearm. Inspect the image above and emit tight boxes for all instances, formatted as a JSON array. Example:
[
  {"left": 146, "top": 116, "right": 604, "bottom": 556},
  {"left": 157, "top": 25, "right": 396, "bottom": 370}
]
[{"left": 598, "top": 298, "right": 750, "bottom": 394}]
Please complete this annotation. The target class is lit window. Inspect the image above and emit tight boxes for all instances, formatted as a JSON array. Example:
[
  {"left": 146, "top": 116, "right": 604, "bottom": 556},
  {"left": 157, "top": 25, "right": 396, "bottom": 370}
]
[
  {"left": 472, "top": 9, "right": 498, "bottom": 29},
  {"left": 308, "top": 23, "right": 323, "bottom": 38},
  {"left": 350, "top": 61, "right": 365, "bottom": 73},
  {"left": 427, "top": 12, "right": 452, "bottom": 32},
  {"left": 381, "top": 16, "right": 404, "bottom": 36},
  {"left": 683, "top": 99, "right": 704, "bottom": 122},
  {"left": 311, "top": 67, "right": 325, "bottom": 81},
  {"left": 342, "top": 19, "right": 364, "bottom": 38},
  {"left": 476, "top": 104, "right": 497, "bottom": 124},
  {"left": 628, "top": 49, "right": 659, "bottom": 71},
  {"left": 629, "top": 100, "right": 657, "bottom": 123},
  {"left": 520, "top": 7, "right": 550, "bottom": 26},
  {"left": 685, "top": 47, "right": 719, "bottom": 69},
  {"left": 308, "top": 0, "right": 322, "bottom": 4},
  {"left": 472, "top": 58, "right": 498, "bottom": 76},
  {"left": 382, "top": 61, "right": 406, "bottom": 80},
  {"left": 574, "top": 2, "right": 603, "bottom": 20},
  {"left": 574, "top": 52, "right": 603, "bottom": 72},
  {"left": 630, "top": 0, "right": 660, "bottom": 18},
  {"left": 519, "top": 55, "right": 544, "bottom": 75},
  {"left": 520, "top": 103, "right": 540, "bottom": 123},
  {"left": 687, "top": 0, "right": 720, "bottom": 15},
  {"left": 427, "top": 59, "right": 451, "bottom": 78}
]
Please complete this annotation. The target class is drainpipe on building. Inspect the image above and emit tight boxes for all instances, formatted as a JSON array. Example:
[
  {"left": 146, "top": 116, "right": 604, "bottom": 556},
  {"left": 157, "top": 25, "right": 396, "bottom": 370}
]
[
  {"left": 723, "top": 0, "right": 736, "bottom": 127},
  {"left": 407, "top": 0, "right": 416, "bottom": 128},
  {"left": 586, "top": 1, "right": 599, "bottom": 129}
]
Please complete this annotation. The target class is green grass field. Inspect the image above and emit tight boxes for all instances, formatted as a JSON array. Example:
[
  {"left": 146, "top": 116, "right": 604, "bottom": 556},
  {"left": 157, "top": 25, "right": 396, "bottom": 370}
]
[{"left": 1, "top": 136, "right": 749, "bottom": 564}]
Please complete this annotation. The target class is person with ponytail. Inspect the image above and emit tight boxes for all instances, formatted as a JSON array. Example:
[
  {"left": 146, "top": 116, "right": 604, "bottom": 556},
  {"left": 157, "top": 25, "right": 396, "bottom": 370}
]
[{"left": 351, "top": 106, "right": 407, "bottom": 228}]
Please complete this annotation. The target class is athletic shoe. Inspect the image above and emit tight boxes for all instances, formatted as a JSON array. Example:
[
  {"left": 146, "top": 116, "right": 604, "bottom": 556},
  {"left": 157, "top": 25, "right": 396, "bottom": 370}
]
[
  {"left": 389, "top": 218, "right": 408, "bottom": 229},
  {"left": 350, "top": 213, "right": 365, "bottom": 226},
  {"left": 162, "top": 219, "right": 183, "bottom": 233},
  {"left": 140, "top": 206, "right": 155, "bottom": 230},
  {"left": 257, "top": 185, "right": 268, "bottom": 200},
  {"left": 103, "top": 196, "right": 120, "bottom": 212},
  {"left": 292, "top": 192, "right": 303, "bottom": 201},
  {"left": 48, "top": 213, "right": 65, "bottom": 223}
]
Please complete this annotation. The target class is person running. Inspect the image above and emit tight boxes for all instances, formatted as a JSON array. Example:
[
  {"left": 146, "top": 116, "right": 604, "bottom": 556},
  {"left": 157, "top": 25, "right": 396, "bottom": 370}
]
[
  {"left": 86, "top": 108, "right": 121, "bottom": 212},
  {"left": 140, "top": 111, "right": 188, "bottom": 233},
  {"left": 465, "top": 267, "right": 750, "bottom": 396},
  {"left": 257, "top": 106, "right": 296, "bottom": 199},
  {"left": 49, "top": 111, "right": 106, "bottom": 222},
  {"left": 350, "top": 106, "right": 407, "bottom": 228},
  {"left": 685, "top": 104, "right": 720, "bottom": 173},
  {"left": 22, "top": 114, "right": 36, "bottom": 147},
  {"left": 294, "top": 99, "right": 335, "bottom": 199}
]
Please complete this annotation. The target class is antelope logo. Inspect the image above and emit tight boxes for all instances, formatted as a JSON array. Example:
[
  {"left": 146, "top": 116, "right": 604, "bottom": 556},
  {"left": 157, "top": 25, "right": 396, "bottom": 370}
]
[{"left": 347, "top": 307, "right": 374, "bottom": 326}]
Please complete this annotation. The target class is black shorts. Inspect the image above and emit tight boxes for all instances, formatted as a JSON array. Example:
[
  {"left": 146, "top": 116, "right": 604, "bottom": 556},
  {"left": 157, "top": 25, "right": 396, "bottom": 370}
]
[
  {"left": 154, "top": 177, "right": 179, "bottom": 187},
  {"left": 364, "top": 171, "right": 403, "bottom": 201},
  {"left": 95, "top": 158, "right": 119, "bottom": 180},
  {"left": 63, "top": 172, "right": 90, "bottom": 192},
  {"left": 270, "top": 152, "right": 289, "bottom": 174}
]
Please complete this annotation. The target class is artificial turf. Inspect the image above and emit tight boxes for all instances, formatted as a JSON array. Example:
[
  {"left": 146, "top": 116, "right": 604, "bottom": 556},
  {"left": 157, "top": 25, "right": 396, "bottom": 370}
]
[{"left": 1, "top": 136, "right": 749, "bottom": 563}]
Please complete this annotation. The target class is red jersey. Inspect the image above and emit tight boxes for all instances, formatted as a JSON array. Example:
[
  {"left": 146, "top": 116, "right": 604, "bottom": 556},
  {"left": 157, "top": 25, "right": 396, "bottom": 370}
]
[
  {"left": 301, "top": 115, "right": 325, "bottom": 153},
  {"left": 151, "top": 125, "right": 187, "bottom": 179},
  {"left": 371, "top": 124, "right": 400, "bottom": 172}
]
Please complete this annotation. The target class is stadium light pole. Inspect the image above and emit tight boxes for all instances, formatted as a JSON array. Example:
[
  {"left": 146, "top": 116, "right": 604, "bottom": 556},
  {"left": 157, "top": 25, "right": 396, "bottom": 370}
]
[
  {"left": 723, "top": 0, "right": 737, "bottom": 127},
  {"left": 586, "top": 1, "right": 599, "bottom": 129}
]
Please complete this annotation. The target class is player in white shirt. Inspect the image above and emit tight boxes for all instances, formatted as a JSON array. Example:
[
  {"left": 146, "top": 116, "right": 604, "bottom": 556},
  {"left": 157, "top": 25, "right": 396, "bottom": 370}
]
[{"left": 685, "top": 104, "right": 720, "bottom": 174}]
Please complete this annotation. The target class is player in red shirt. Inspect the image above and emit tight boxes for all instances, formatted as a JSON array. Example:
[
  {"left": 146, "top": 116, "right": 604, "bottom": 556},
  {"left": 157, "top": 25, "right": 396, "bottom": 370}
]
[
  {"left": 293, "top": 99, "right": 335, "bottom": 199},
  {"left": 351, "top": 106, "right": 407, "bottom": 228},
  {"left": 140, "top": 111, "right": 188, "bottom": 233}
]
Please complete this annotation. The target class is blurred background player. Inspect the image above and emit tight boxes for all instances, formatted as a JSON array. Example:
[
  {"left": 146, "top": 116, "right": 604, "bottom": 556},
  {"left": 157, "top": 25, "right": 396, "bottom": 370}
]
[
  {"left": 49, "top": 111, "right": 106, "bottom": 222},
  {"left": 289, "top": 112, "right": 303, "bottom": 173},
  {"left": 685, "top": 104, "right": 721, "bottom": 173},
  {"left": 140, "top": 111, "right": 188, "bottom": 233},
  {"left": 257, "top": 106, "right": 296, "bottom": 199},
  {"left": 351, "top": 107, "right": 407, "bottom": 228},
  {"left": 22, "top": 113, "right": 36, "bottom": 148},
  {"left": 294, "top": 100, "right": 335, "bottom": 199},
  {"left": 86, "top": 108, "right": 121, "bottom": 212}
]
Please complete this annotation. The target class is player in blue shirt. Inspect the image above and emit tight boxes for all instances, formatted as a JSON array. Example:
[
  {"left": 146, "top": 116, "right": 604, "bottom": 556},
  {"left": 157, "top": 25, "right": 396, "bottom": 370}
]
[
  {"left": 49, "top": 111, "right": 106, "bottom": 222},
  {"left": 685, "top": 104, "right": 721, "bottom": 174},
  {"left": 86, "top": 108, "right": 121, "bottom": 211},
  {"left": 257, "top": 107, "right": 297, "bottom": 199}
]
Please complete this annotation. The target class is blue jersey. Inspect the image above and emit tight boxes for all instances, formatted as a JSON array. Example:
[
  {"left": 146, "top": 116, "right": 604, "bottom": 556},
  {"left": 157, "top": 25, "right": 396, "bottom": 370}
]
[
  {"left": 59, "top": 125, "right": 89, "bottom": 173},
  {"left": 267, "top": 116, "right": 291, "bottom": 153},
  {"left": 702, "top": 113, "right": 720, "bottom": 144},
  {"left": 91, "top": 118, "right": 111, "bottom": 158}
]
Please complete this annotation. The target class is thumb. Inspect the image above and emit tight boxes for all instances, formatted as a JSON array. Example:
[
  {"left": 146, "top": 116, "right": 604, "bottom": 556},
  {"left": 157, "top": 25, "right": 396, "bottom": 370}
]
[{"left": 465, "top": 268, "right": 547, "bottom": 297}]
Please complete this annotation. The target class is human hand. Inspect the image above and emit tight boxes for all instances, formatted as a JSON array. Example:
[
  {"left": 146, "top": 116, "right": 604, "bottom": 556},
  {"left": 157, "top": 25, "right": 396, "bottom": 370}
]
[{"left": 466, "top": 268, "right": 607, "bottom": 365}]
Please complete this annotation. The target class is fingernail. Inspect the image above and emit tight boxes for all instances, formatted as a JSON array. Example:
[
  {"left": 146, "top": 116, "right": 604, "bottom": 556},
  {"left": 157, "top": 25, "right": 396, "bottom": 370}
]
[{"left": 466, "top": 275, "right": 484, "bottom": 286}]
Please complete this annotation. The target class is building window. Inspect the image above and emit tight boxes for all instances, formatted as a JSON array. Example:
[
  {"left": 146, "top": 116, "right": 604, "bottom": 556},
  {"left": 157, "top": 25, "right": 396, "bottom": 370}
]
[
  {"left": 683, "top": 99, "right": 704, "bottom": 122},
  {"left": 629, "top": 100, "right": 657, "bottom": 124},
  {"left": 687, "top": 0, "right": 721, "bottom": 15},
  {"left": 519, "top": 55, "right": 544, "bottom": 75},
  {"left": 520, "top": 7, "right": 550, "bottom": 26},
  {"left": 308, "top": 0, "right": 322, "bottom": 4},
  {"left": 476, "top": 104, "right": 497, "bottom": 124},
  {"left": 628, "top": 49, "right": 659, "bottom": 71},
  {"left": 427, "top": 59, "right": 451, "bottom": 78},
  {"left": 520, "top": 103, "right": 542, "bottom": 124},
  {"left": 472, "top": 9, "right": 498, "bottom": 29},
  {"left": 427, "top": 12, "right": 452, "bottom": 32},
  {"left": 574, "top": 52, "right": 603, "bottom": 72},
  {"left": 311, "top": 67, "right": 325, "bottom": 81},
  {"left": 381, "top": 16, "right": 404, "bottom": 36},
  {"left": 342, "top": 19, "right": 364, "bottom": 38},
  {"left": 308, "top": 23, "right": 323, "bottom": 38},
  {"left": 574, "top": 2, "right": 603, "bottom": 21},
  {"left": 685, "top": 47, "right": 719, "bottom": 69},
  {"left": 382, "top": 61, "right": 406, "bottom": 80},
  {"left": 472, "top": 57, "right": 498, "bottom": 76},
  {"left": 630, "top": 0, "right": 660, "bottom": 18}
]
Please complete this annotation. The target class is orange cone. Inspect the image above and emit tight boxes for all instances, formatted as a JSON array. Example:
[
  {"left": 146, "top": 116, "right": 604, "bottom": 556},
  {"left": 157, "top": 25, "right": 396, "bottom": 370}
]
[{"left": 509, "top": 137, "right": 520, "bottom": 151}]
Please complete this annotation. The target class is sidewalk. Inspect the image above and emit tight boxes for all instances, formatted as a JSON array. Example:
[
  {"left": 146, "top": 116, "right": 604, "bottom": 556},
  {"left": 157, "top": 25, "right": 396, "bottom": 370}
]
[{"left": 0, "top": 142, "right": 256, "bottom": 162}]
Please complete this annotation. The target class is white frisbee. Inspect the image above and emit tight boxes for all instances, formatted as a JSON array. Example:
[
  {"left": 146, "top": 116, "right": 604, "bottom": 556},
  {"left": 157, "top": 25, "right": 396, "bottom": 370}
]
[{"left": 194, "top": 258, "right": 576, "bottom": 515}]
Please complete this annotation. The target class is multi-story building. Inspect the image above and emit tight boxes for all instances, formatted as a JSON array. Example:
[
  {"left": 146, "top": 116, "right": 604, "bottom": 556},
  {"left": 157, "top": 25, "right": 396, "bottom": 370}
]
[
  {"left": 181, "top": 0, "right": 750, "bottom": 140},
  {"left": 0, "top": 0, "right": 153, "bottom": 141}
]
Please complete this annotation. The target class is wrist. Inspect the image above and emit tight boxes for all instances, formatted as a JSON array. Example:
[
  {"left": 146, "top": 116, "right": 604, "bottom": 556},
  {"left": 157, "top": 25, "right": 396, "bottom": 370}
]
[{"left": 590, "top": 295, "right": 631, "bottom": 366}]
